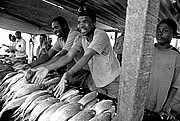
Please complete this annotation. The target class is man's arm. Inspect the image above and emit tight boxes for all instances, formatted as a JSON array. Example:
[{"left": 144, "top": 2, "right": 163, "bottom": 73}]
[
  {"left": 67, "top": 48, "right": 96, "bottom": 77},
  {"left": 29, "top": 49, "right": 58, "bottom": 68},
  {"left": 46, "top": 47, "right": 79, "bottom": 71},
  {"left": 162, "top": 87, "right": 178, "bottom": 112},
  {"left": 38, "top": 49, "right": 68, "bottom": 67}
]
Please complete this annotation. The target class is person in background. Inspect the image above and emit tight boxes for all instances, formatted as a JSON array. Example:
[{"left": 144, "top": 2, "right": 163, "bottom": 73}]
[
  {"left": 14, "top": 31, "right": 27, "bottom": 63},
  {"left": 47, "top": 38, "right": 53, "bottom": 51},
  {"left": 143, "top": 18, "right": 180, "bottom": 121},
  {"left": 36, "top": 34, "right": 49, "bottom": 58},
  {"left": 32, "top": 10, "right": 121, "bottom": 102},
  {"left": 4, "top": 35, "right": 16, "bottom": 55},
  {"left": 113, "top": 31, "right": 124, "bottom": 66},
  {"left": 14, "top": 31, "right": 26, "bottom": 57},
  {"left": 3, "top": 34, "right": 12, "bottom": 50}
]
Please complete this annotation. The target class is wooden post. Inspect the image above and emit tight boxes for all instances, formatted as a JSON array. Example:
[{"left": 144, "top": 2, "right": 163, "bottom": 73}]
[{"left": 117, "top": 0, "right": 160, "bottom": 121}]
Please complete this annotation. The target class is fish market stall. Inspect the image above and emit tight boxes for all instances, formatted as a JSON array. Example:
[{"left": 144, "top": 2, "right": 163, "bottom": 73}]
[{"left": 0, "top": 64, "right": 118, "bottom": 121}]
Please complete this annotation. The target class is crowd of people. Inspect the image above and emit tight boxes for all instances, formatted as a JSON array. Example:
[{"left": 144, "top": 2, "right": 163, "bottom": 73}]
[{"left": 1, "top": 9, "right": 180, "bottom": 121}]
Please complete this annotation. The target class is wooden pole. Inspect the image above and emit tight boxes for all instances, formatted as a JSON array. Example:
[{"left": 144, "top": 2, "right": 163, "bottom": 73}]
[{"left": 117, "top": 0, "right": 160, "bottom": 121}]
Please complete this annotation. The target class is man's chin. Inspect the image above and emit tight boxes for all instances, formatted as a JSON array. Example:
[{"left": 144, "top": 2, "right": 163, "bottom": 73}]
[{"left": 80, "top": 31, "right": 88, "bottom": 36}]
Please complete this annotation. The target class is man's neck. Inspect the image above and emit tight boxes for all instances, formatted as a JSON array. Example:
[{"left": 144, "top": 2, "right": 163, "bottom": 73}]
[
  {"left": 58, "top": 28, "right": 70, "bottom": 40},
  {"left": 155, "top": 43, "right": 171, "bottom": 50},
  {"left": 85, "top": 28, "right": 95, "bottom": 42}
]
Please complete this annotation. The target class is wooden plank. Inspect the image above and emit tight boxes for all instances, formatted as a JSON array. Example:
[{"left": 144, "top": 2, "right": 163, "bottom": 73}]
[{"left": 117, "top": 0, "right": 160, "bottom": 121}]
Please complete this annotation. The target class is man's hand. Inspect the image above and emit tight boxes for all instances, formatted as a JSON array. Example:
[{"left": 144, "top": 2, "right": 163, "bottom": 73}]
[
  {"left": 31, "top": 66, "right": 49, "bottom": 86},
  {"left": 53, "top": 72, "right": 70, "bottom": 98}
]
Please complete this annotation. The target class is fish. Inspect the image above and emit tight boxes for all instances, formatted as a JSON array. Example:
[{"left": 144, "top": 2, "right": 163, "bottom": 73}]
[
  {"left": 10, "top": 84, "right": 40, "bottom": 100},
  {"left": 22, "top": 94, "right": 52, "bottom": 118},
  {"left": 50, "top": 103, "right": 83, "bottom": 121},
  {"left": 103, "top": 105, "right": 116, "bottom": 119},
  {"left": 84, "top": 98, "right": 99, "bottom": 110},
  {"left": 78, "top": 91, "right": 98, "bottom": 106},
  {"left": 13, "top": 90, "right": 48, "bottom": 117},
  {"left": 59, "top": 89, "right": 79, "bottom": 102},
  {"left": 29, "top": 98, "right": 59, "bottom": 121},
  {"left": 63, "top": 93, "right": 79, "bottom": 102},
  {"left": 90, "top": 100, "right": 113, "bottom": 115},
  {"left": 2, "top": 73, "right": 24, "bottom": 95},
  {"left": 89, "top": 111, "right": 111, "bottom": 121},
  {"left": 38, "top": 101, "right": 68, "bottom": 121},
  {"left": 43, "top": 77, "right": 60, "bottom": 87},
  {"left": 68, "top": 95, "right": 84, "bottom": 103},
  {"left": 68, "top": 109, "right": 96, "bottom": 121},
  {"left": 0, "top": 71, "right": 18, "bottom": 86},
  {"left": 0, "top": 95, "right": 28, "bottom": 117},
  {"left": 3, "top": 77, "right": 28, "bottom": 100}
]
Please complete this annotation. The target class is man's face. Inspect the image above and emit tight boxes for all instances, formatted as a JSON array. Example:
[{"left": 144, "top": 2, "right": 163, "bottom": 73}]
[
  {"left": 15, "top": 33, "right": 21, "bottom": 39},
  {"left": 52, "top": 21, "right": 63, "bottom": 38},
  {"left": 77, "top": 16, "right": 95, "bottom": 36},
  {"left": 156, "top": 23, "right": 173, "bottom": 45},
  {"left": 39, "top": 36, "right": 45, "bottom": 45}
]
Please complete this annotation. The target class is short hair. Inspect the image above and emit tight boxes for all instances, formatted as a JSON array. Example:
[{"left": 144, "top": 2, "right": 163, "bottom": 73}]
[
  {"left": 40, "top": 34, "right": 47, "bottom": 39},
  {"left": 52, "top": 16, "right": 68, "bottom": 28},
  {"left": 15, "top": 31, "right": 21, "bottom": 34},
  {"left": 78, "top": 9, "right": 96, "bottom": 22},
  {"left": 158, "top": 18, "right": 178, "bottom": 34},
  {"left": 11, "top": 36, "right": 16, "bottom": 41},
  {"left": 9, "top": 34, "right": 12, "bottom": 40}
]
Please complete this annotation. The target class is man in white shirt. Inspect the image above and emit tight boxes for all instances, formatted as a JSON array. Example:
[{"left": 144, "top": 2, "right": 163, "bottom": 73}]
[
  {"left": 15, "top": 31, "right": 26, "bottom": 57},
  {"left": 14, "top": 31, "right": 27, "bottom": 63}
]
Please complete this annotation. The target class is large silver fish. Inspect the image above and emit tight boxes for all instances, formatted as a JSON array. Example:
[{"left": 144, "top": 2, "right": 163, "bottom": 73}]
[
  {"left": 89, "top": 111, "right": 111, "bottom": 121},
  {"left": 0, "top": 71, "right": 18, "bottom": 86},
  {"left": 68, "top": 95, "right": 84, "bottom": 103},
  {"left": 68, "top": 109, "right": 96, "bottom": 121},
  {"left": 22, "top": 94, "right": 52, "bottom": 119},
  {"left": 29, "top": 98, "right": 59, "bottom": 121},
  {"left": 10, "top": 84, "right": 40, "bottom": 100},
  {"left": 50, "top": 103, "right": 83, "bottom": 121},
  {"left": 38, "top": 101, "right": 68, "bottom": 121},
  {"left": 0, "top": 95, "right": 28, "bottom": 117},
  {"left": 90, "top": 100, "right": 113, "bottom": 115},
  {"left": 84, "top": 98, "right": 99, "bottom": 110},
  {"left": 59, "top": 89, "right": 79, "bottom": 102},
  {"left": 2, "top": 73, "right": 24, "bottom": 95},
  {"left": 3, "top": 77, "right": 28, "bottom": 101},
  {"left": 78, "top": 91, "right": 98, "bottom": 106},
  {"left": 14, "top": 90, "right": 48, "bottom": 116}
]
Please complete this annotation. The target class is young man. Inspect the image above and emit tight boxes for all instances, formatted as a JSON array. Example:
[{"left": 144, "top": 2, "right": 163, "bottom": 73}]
[
  {"left": 32, "top": 10, "right": 121, "bottom": 100},
  {"left": 113, "top": 31, "right": 124, "bottom": 65},
  {"left": 12, "top": 31, "right": 27, "bottom": 64},
  {"left": 143, "top": 18, "right": 180, "bottom": 121},
  {"left": 36, "top": 34, "right": 49, "bottom": 58},
  {"left": 23, "top": 16, "right": 80, "bottom": 70},
  {"left": 4, "top": 35, "right": 16, "bottom": 55}
]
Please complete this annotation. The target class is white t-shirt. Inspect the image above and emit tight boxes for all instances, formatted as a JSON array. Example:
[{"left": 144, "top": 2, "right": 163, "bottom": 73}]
[
  {"left": 72, "top": 28, "right": 121, "bottom": 87},
  {"left": 15, "top": 38, "right": 26, "bottom": 57},
  {"left": 145, "top": 45, "right": 180, "bottom": 112}
]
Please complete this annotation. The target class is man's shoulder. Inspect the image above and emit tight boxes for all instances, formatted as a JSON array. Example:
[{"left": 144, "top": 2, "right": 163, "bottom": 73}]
[
  {"left": 19, "top": 38, "right": 26, "bottom": 43},
  {"left": 94, "top": 28, "right": 106, "bottom": 34},
  {"left": 94, "top": 28, "right": 109, "bottom": 38},
  {"left": 69, "top": 28, "right": 80, "bottom": 36}
]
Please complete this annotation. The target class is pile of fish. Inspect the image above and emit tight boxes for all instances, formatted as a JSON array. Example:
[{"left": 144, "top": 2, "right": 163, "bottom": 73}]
[{"left": 0, "top": 69, "right": 117, "bottom": 121}]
